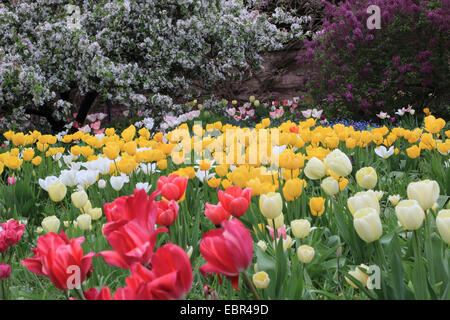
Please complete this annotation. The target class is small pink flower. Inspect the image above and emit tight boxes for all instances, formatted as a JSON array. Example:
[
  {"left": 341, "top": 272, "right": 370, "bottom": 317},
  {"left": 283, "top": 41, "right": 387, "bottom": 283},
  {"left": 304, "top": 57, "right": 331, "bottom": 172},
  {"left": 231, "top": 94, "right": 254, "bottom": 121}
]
[
  {"left": 90, "top": 120, "right": 101, "bottom": 130},
  {"left": 86, "top": 114, "right": 97, "bottom": 122},
  {"left": 227, "top": 108, "right": 236, "bottom": 116},
  {"left": 7, "top": 177, "right": 16, "bottom": 186},
  {"left": 233, "top": 115, "right": 240, "bottom": 121},
  {"left": 376, "top": 111, "right": 390, "bottom": 119},
  {"left": 301, "top": 109, "right": 312, "bottom": 118},
  {"left": 267, "top": 225, "right": 287, "bottom": 240},
  {"left": 94, "top": 128, "right": 105, "bottom": 135},
  {"left": 80, "top": 125, "right": 91, "bottom": 133},
  {"left": 246, "top": 109, "right": 255, "bottom": 117}
]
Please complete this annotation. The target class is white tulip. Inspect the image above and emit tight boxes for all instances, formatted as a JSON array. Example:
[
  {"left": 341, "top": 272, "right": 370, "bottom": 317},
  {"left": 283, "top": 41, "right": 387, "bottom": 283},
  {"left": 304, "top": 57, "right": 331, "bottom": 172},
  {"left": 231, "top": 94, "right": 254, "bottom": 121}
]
[
  {"left": 407, "top": 180, "right": 440, "bottom": 210},
  {"left": 395, "top": 199, "right": 425, "bottom": 230}
]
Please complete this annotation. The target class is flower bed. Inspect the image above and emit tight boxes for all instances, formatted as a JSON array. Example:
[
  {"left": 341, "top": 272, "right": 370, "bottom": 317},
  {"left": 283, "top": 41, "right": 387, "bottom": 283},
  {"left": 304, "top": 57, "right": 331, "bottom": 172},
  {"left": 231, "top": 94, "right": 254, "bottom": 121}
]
[{"left": 0, "top": 109, "right": 449, "bottom": 300}]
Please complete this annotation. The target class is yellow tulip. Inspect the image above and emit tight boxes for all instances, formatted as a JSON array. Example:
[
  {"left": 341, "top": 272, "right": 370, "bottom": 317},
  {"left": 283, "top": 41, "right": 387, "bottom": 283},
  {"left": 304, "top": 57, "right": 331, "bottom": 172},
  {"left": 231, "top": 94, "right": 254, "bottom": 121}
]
[{"left": 309, "top": 197, "right": 325, "bottom": 216}]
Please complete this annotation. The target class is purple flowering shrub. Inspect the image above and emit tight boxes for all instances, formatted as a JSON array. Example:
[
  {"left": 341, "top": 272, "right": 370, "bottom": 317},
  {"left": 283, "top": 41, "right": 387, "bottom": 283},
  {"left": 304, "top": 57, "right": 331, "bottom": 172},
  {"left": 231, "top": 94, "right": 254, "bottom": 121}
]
[{"left": 296, "top": 0, "right": 449, "bottom": 120}]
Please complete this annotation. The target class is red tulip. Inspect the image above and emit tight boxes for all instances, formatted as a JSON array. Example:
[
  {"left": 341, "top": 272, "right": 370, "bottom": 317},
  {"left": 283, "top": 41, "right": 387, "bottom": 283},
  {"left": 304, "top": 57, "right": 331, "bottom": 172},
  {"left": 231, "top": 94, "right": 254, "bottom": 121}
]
[
  {"left": 83, "top": 287, "right": 113, "bottom": 300},
  {"left": 124, "top": 243, "right": 193, "bottom": 300},
  {"left": 83, "top": 286, "right": 137, "bottom": 300},
  {"left": 217, "top": 186, "right": 252, "bottom": 218},
  {"left": 156, "top": 200, "right": 179, "bottom": 227},
  {"left": 0, "top": 220, "right": 26, "bottom": 253},
  {"left": 204, "top": 203, "right": 231, "bottom": 226},
  {"left": 0, "top": 263, "right": 11, "bottom": 279},
  {"left": 99, "top": 189, "right": 167, "bottom": 269},
  {"left": 157, "top": 174, "right": 188, "bottom": 201},
  {"left": 21, "top": 231, "right": 94, "bottom": 291},
  {"left": 200, "top": 219, "right": 253, "bottom": 290}
]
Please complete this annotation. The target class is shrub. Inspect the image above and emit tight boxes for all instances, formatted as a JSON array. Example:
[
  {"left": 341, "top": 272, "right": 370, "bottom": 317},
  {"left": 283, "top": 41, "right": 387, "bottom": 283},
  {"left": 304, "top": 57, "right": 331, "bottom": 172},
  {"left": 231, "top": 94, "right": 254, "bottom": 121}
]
[
  {"left": 0, "top": 0, "right": 309, "bottom": 132},
  {"left": 295, "top": 0, "right": 449, "bottom": 120}
]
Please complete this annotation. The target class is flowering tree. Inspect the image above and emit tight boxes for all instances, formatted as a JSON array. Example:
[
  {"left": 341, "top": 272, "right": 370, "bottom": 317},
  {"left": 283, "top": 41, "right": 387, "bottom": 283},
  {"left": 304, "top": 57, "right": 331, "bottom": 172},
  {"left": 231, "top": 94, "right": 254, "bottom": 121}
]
[
  {"left": 0, "top": 0, "right": 309, "bottom": 132},
  {"left": 295, "top": 0, "right": 449, "bottom": 119}
]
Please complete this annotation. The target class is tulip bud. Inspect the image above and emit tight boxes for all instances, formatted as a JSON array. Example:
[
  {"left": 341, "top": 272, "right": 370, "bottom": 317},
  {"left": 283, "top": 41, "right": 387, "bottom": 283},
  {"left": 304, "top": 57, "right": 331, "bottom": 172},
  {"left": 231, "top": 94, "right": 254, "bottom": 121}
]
[
  {"left": 36, "top": 227, "right": 43, "bottom": 234},
  {"left": 41, "top": 216, "right": 60, "bottom": 233},
  {"left": 259, "top": 192, "right": 283, "bottom": 220},
  {"left": 47, "top": 181, "right": 67, "bottom": 202},
  {"left": 297, "top": 245, "right": 315, "bottom": 263},
  {"left": 76, "top": 214, "right": 92, "bottom": 231},
  {"left": 436, "top": 209, "right": 450, "bottom": 245},
  {"left": 63, "top": 221, "right": 70, "bottom": 228},
  {"left": 253, "top": 271, "right": 270, "bottom": 289},
  {"left": 256, "top": 240, "right": 267, "bottom": 252},
  {"left": 356, "top": 167, "right": 377, "bottom": 189},
  {"left": 7, "top": 176, "right": 16, "bottom": 186},
  {"left": 321, "top": 176, "right": 339, "bottom": 196},
  {"left": 304, "top": 157, "right": 326, "bottom": 180},
  {"left": 186, "top": 246, "right": 193, "bottom": 259},
  {"left": 353, "top": 208, "right": 383, "bottom": 243},
  {"left": 0, "top": 264, "right": 11, "bottom": 279},
  {"left": 395, "top": 200, "right": 425, "bottom": 230},
  {"left": 407, "top": 179, "right": 440, "bottom": 210},
  {"left": 88, "top": 208, "right": 103, "bottom": 220},
  {"left": 346, "top": 264, "right": 369, "bottom": 288},
  {"left": 71, "top": 190, "right": 89, "bottom": 209},
  {"left": 98, "top": 179, "right": 106, "bottom": 189},
  {"left": 267, "top": 213, "right": 284, "bottom": 230},
  {"left": 290, "top": 219, "right": 311, "bottom": 239}
]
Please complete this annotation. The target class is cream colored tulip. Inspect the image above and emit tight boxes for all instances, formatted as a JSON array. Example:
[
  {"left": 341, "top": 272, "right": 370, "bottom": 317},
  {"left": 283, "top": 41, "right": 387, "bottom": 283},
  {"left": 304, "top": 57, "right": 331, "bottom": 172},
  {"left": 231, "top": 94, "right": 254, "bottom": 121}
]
[
  {"left": 41, "top": 216, "right": 60, "bottom": 233},
  {"left": 297, "top": 245, "right": 315, "bottom": 263},
  {"left": 71, "top": 190, "right": 89, "bottom": 209},
  {"left": 436, "top": 209, "right": 450, "bottom": 245},
  {"left": 48, "top": 181, "right": 67, "bottom": 202},
  {"left": 395, "top": 200, "right": 425, "bottom": 230},
  {"left": 88, "top": 208, "right": 103, "bottom": 220},
  {"left": 253, "top": 271, "right": 270, "bottom": 289},
  {"left": 356, "top": 167, "right": 377, "bottom": 189},
  {"left": 353, "top": 207, "right": 383, "bottom": 243},
  {"left": 304, "top": 157, "right": 326, "bottom": 180},
  {"left": 259, "top": 192, "right": 283, "bottom": 219},
  {"left": 76, "top": 214, "right": 92, "bottom": 231},
  {"left": 321, "top": 176, "right": 339, "bottom": 196},
  {"left": 290, "top": 219, "right": 311, "bottom": 239},
  {"left": 323, "top": 149, "right": 352, "bottom": 177},
  {"left": 346, "top": 264, "right": 369, "bottom": 288},
  {"left": 407, "top": 180, "right": 440, "bottom": 210},
  {"left": 347, "top": 190, "right": 380, "bottom": 215}
]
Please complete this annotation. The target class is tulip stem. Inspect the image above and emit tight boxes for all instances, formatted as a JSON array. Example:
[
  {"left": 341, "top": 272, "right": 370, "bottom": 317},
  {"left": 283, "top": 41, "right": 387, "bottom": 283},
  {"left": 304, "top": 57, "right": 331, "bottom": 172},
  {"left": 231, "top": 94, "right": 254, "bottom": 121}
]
[
  {"left": 1, "top": 280, "right": 5, "bottom": 300},
  {"left": 374, "top": 241, "right": 386, "bottom": 267},
  {"left": 243, "top": 272, "right": 260, "bottom": 300},
  {"left": 73, "top": 287, "right": 86, "bottom": 300}
]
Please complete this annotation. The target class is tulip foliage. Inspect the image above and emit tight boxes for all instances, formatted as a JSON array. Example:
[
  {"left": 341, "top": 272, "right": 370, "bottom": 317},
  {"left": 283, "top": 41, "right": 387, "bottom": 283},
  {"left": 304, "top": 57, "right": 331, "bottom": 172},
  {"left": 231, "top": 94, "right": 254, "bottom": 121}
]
[{"left": 0, "top": 108, "right": 449, "bottom": 300}]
